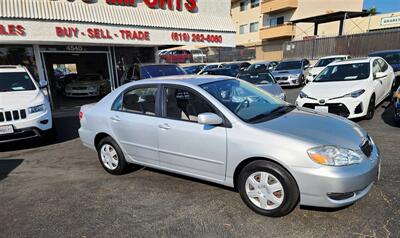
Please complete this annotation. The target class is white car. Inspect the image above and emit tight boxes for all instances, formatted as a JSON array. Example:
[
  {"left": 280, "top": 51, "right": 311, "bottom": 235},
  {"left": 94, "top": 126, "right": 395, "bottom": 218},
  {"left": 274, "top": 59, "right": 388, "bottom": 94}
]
[
  {"left": 296, "top": 57, "right": 395, "bottom": 120},
  {"left": 190, "top": 49, "right": 207, "bottom": 63},
  {"left": 0, "top": 65, "right": 53, "bottom": 142},
  {"left": 306, "top": 55, "right": 350, "bottom": 83}
]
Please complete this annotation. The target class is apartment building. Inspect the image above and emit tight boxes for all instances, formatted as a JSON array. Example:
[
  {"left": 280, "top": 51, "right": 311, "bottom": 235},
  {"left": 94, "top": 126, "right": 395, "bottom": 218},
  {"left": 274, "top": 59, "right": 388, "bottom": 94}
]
[{"left": 232, "top": 0, "right": 363, "bottom": 60}]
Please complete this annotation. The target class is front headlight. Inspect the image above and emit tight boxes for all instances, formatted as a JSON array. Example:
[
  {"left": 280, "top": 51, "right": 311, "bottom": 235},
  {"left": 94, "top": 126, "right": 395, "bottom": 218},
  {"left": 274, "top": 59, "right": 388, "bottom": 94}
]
[
  {"left": 28, "top": 104, "right": 46, "bottom": 114},
  {"left": 299, "top": 91, "right": 308, "bottom": 99},
  {"left": 344, "top": 89, "right": 366, "bottom": 98},
  {"left": 308, "top": 145, "right": 366, "bottom": 166},
  {"left": 290, "top": 74, "right": 301, "bottom": 79}
]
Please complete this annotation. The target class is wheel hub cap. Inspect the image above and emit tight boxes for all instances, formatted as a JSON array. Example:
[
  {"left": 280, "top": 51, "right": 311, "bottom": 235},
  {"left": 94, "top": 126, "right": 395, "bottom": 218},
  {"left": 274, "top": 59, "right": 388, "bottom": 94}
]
[{"left": 100, "top": 144, "right": 119, "bottom": 170}]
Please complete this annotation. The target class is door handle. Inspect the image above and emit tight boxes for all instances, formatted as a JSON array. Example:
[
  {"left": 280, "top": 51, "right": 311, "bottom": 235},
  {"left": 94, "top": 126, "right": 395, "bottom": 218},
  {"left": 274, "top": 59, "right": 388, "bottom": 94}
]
[
  {"left": 158, "top": 123, "right": 171, "bottom": 130},
  {"left": 111, "top": 115, "right": 121, "bottom": 122}
]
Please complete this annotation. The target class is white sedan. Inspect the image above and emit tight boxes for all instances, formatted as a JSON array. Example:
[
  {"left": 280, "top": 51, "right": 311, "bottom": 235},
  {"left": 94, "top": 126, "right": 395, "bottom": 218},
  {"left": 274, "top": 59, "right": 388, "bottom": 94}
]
[
  {"left": 297, "top": 57, "right": 395, "bottom": 120},
  {"left": 306, "top": 55, "right": 350, "bottom": 83}
]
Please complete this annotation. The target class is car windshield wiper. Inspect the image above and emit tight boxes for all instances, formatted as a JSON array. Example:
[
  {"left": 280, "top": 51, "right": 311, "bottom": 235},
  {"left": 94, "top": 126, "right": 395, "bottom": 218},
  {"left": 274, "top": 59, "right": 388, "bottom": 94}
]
[{"left": 247, "top": 105, "right": 295, "bottom": 123}]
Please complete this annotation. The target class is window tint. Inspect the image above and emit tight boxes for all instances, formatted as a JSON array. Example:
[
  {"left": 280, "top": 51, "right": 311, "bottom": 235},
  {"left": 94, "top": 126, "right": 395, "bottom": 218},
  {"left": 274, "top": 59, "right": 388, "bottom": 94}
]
[
  {"left": 121, "top": 87, "right": 158, "bottom": 115},
  {"left": 164, "top": 87, "right": 216, "bottom": 122}
]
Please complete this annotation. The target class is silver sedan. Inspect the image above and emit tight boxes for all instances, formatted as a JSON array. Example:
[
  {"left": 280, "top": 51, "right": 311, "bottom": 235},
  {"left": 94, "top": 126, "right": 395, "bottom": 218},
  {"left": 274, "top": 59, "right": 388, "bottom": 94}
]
[{"left": 79, "top": 75, "right": 380, "bottom": 217}]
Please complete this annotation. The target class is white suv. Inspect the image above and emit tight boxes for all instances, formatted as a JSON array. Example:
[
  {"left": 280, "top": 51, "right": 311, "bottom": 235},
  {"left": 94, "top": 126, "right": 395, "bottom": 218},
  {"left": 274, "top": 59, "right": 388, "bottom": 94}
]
[{"left": 0, "top": 65, "right": 54, "bottom": 142}]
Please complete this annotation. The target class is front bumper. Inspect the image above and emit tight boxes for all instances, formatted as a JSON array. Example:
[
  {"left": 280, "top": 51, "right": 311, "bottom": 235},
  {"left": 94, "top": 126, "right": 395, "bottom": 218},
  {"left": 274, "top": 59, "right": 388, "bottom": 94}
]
[
  {"left": 0, "top": 110, "right": 53, "bottom": 143},
  {"left": 296, "top": 97, "right": 367, "bottom": 119},
  {"left": 275, "top": 76, "right": 303, "bottom": 86},
  {"left": 291, "top": 142, "right": 380, "bottom": 208},
  {"left": 65, "top": 89, "right": 100, "bottom": 97}
]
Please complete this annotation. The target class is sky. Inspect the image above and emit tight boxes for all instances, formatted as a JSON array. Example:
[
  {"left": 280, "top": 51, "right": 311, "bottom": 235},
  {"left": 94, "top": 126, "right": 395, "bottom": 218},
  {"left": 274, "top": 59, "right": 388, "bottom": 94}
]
[{"left": 363, "top": 0, "right": 400, "bottom": 13}]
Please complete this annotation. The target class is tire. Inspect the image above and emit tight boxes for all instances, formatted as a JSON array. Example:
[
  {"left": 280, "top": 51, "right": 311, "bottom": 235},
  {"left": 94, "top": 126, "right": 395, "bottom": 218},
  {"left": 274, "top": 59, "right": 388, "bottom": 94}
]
[
  {"left": 97, "top": 137, "right": 129, "bottom": 175},
  {"left": 365, "top": 96, "right": 376, "bottom": 120},
  {"left": 237, "top": 160, "right": 299, "bottom": 217}
]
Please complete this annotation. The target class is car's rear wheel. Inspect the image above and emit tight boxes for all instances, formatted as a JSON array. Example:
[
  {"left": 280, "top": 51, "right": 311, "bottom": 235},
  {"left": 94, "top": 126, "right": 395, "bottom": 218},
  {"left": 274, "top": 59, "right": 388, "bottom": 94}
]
[
  {"left": 237, "top": 160, "right": 299, "bottom": 217},
  {"left": 365, "top": 96, "right": 376, "bottom": 120},
  {"left": 97, "top": 137, "right": 128, "bottom": 175}
]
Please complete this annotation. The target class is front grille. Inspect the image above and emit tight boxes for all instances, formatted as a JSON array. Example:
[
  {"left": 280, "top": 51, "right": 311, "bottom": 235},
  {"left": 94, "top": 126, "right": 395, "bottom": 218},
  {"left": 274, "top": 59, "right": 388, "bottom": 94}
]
[
  {"left": 360, "top": 138, "right": 373, "bottom": 157},
  {"left": 275, "top": 76, "right": 288, "bottom": 81},
  {"left": 72, "top": 87, "right": 88, "bottom": 90},
  {"left": 0, "top": 109, "right": 27, "bottom": 122},
  {"left": 303, "top": 103, "right": 350, "bottom": 118}
]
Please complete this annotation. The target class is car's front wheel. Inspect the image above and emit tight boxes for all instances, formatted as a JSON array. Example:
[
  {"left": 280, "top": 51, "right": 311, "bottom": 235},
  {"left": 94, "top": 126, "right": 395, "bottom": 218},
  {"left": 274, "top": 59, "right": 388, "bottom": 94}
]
[
  {"left": 365, "top": 96, "right": 376, "bottom": 120},
  {"left": 237, "top": 160, "right": 299, "bottom": 217},
  {"left": 97, "top": 137, "right": 128, "bottom": 175}
]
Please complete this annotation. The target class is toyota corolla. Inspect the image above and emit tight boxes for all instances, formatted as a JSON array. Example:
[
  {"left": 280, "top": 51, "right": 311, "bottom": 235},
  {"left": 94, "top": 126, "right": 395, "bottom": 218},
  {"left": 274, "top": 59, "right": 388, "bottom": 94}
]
[{"left": 79, "top": 75, "right": 380, "bottom": 217}]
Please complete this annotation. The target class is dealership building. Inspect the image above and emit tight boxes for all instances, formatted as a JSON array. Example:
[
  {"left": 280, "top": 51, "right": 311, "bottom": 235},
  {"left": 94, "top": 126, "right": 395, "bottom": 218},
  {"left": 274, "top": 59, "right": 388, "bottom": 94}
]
[{"left": 0, "top": 0, "right": 235, "bottom": 111}]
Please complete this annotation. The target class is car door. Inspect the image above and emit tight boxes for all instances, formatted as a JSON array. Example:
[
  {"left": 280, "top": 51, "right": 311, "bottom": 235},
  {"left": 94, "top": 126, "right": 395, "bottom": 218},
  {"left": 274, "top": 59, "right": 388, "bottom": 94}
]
[
  {"left": 157, "top": 85, "right": 227, "bottom": 182},
  {"left": 110, "top": 85, "right": 160, "bottom": 165},
  {"left": 372, "top": 59, "right": 386, "bottom": 103},
  {"left": 377, "top": 58, "right": 393, "bottom": 95}
]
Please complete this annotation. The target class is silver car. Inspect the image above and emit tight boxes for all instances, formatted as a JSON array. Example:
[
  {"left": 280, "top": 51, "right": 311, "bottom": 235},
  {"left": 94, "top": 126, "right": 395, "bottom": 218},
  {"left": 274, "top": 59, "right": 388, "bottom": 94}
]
[{"left": 79, "top": 76, "right": 380, "bottom": 217}]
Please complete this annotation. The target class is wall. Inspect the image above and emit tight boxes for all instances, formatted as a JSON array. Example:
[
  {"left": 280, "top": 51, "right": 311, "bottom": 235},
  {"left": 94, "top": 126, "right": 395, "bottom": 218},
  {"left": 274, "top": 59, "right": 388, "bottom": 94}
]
[{"left": 231, "top": 0, "right": 262, "bottom": 46}]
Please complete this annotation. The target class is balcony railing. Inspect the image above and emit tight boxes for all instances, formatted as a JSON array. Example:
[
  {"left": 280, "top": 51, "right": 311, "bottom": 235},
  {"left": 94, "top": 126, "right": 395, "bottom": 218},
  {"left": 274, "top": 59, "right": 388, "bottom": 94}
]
[
  {"left": 260, "top": 24, "right": 295, "bottom": 40},
  {"left": 261, "top": 0, "right": 298, "bottom": 14}
]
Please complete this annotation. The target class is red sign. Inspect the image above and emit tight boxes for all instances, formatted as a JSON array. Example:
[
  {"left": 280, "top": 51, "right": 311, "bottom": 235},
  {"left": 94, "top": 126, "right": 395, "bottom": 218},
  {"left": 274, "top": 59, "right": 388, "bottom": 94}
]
[
  {"left": 171, "top": 32, "right": 223, "bottom": 44},
  {"left": 0, "top": 24, "right": 25, "bottom": 36},
  {"left": 106, "top": 0, "right": 197, "bottom": 12}
]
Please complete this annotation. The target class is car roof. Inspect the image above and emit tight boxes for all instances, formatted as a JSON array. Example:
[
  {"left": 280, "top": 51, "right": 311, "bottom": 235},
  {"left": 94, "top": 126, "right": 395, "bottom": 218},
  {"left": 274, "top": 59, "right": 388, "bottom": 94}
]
[
  {"left": 0, "top": 65, "right": 27, "bottom": 73},
  {"left": 319, "top": 55, "right": 349, "bottom": 59},
  {"left": 280, "top": 59, "right": 305, "bottom": 62},
  {"left": 328, "top": 57, "right": 375, "bottom": 65},
  {"left": 138, "top": 75, "right": 233, "bottom": 86},
  {"left": 369, "top": 49, "right": 400, "bottom": 55}
]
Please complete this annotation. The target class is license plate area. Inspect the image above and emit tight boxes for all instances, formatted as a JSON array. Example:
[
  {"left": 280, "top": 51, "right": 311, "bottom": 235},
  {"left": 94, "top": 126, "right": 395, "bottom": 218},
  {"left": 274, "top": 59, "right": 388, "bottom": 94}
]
[
  {"left": 0, "top": 125, "right": 14, "bottom": 135},
  {"left": 315, "top": 106, "right": 329, "bottom": 113}
]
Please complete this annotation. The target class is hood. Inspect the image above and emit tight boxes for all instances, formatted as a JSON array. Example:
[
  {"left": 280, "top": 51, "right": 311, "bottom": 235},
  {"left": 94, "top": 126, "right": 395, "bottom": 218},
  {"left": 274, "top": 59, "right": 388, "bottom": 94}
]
[
  {"left": 309, "top": 67, "right": 324, "bottom": 76},
  {"left": 302, "top": 80, "right": 366, "bottom": 99},
  {"left": 254, "top": 108, "right": 367, "bottom": 149},
  {"left": 257, "top": 84, "right": 284, "bottom": 96},
  {"left": 273, "top": 69, "right": 302, "bottom": 76},
  {"left": 0, "top": 90, "right": 45, "bottom": 110},
  {"left": 67, "top": 81, "right": 106, "bottom": 87}
]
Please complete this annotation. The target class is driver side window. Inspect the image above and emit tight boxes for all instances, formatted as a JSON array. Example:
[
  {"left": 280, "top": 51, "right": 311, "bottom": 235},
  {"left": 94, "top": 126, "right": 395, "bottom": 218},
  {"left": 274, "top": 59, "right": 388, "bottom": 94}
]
[{"left": 164, "top": 86, "right": 216, "bottom": 123}]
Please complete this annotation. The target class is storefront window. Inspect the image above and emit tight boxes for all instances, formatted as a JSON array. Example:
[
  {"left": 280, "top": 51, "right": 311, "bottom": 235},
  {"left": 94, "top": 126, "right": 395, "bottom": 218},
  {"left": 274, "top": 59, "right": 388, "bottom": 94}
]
[{"left": 0, "top": 45, "right": 38, "bottom": 80}]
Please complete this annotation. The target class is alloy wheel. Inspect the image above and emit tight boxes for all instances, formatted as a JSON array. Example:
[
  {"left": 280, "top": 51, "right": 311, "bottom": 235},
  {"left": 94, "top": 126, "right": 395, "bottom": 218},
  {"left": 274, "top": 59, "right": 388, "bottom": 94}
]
[{"left": 100, "top": 144, "right": 119, "bottom": 170}]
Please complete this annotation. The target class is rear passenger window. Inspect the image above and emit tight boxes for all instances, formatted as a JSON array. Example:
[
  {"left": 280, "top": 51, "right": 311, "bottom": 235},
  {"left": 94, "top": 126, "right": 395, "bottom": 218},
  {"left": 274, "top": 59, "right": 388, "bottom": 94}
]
[
  {"left": 164, "top": 87, "right": 216, "bottom": 122},
  {"left": 120, "top": 87, "right": 158, "bottom": 115}
]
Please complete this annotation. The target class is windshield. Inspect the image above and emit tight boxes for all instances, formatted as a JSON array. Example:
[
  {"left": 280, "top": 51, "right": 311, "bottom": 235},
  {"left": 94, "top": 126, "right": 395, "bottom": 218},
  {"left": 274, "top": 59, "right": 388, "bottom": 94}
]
[
  {"left": 248, "top": 63, "right": 268, "bottom": 71},
  {"left": 275, "top": 61, "right": 302, "bottom": 70},
  {"left": 0, "top": 72, "right": 36, "bottom": 92},
  {"left": 314, "top": 63, "right": 370, "bottom": 82},
  {"left": 183, "top": 65, "right": 203, "bottom": 74},
  {"left": 224, "top": 64, "right": 240, "bottom": 70},
  {"left": 141, "top": 65, "right": 186, "bottom": 79},
  {"left": 238, "top": 72, "right": 275, "bottom": 85},
  {"left": 315, "top": 57, "right": 346, "bottom": 67},
  {"left": 371, "top": 52, "right": 400, "bottom": 65},
  {"left": 201, "top": 79, "right": 290, "bottom": 123}
]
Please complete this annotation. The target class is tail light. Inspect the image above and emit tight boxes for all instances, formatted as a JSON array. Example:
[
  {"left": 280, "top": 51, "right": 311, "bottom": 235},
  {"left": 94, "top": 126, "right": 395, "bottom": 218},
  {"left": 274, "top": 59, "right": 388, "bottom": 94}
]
[{"left": 79, "top": 111, "right": 84, "bottom": 120}]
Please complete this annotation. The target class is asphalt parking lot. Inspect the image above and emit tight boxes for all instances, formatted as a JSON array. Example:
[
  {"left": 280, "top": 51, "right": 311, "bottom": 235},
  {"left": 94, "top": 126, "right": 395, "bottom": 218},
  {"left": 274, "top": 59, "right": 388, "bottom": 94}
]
[{"left": 0, "top": 87, "right": 399, "bottom": 238}]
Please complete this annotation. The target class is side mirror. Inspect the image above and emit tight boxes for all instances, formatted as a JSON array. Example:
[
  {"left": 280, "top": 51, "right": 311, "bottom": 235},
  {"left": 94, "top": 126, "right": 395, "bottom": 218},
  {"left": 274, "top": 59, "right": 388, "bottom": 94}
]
[
  {"left": 197, "top": 113, "right": 223, "bottom": 126},
  {"left": 375, "top": 72, "right": 387, "bottom": 79},
  {"left": 39, "top": 80, "right": 48, "bottom": 89}
]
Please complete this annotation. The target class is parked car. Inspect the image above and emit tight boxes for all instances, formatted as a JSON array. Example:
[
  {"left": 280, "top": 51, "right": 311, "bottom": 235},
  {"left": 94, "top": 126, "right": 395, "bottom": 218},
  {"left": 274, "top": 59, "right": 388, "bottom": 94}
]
[
  {"left": 65, "top": 73, "right": 111, "bottom": 98},
  {"left": 121, "top": 64, "right": 186, "bottom": 84},
  {"left": 197, "top": 63, "right": 225, "bottom": 74},
  {"left": 54, "top": 73, "right": 77, "bottom": 93},
  {"left": 247, "top": 61, "right": 279, "bottom": 72},
  {"left": 394, "top": 86, "right": 400, "bottom": 125},
  {"left": 190, "top": 49, "right": 207, "bottom": 63},
  {"left": 0, "top": 65, "right": 54, "bottom": 142},
  {"left": 160, "top": 50, "right": 193, "bottom": 64},
  {"left": 222, "top": 62, "right": 251, "bottom": 72},
  {"left": 183, "top": 64, "right": 206, "bottom": 75},
  {"left": 369, "top": 49, "right": 400, "bottom": 90},
  {"left": 79, "top": 75, "right": 380, "bottom": 217},
  {"left": 306, "top": 55, "right": 350, "bottom": 83},
  {"left": 237, "top": 70, "right": 286, "bottom": 101},
  {"left": 199, "top": 68, "right": 239, "bottom": 77},
  {"left": 296, "top": 57, "right": 395, "bottom": 119},
  {"left": 272, "top": 59, "right": 311, "bottom": 86}
]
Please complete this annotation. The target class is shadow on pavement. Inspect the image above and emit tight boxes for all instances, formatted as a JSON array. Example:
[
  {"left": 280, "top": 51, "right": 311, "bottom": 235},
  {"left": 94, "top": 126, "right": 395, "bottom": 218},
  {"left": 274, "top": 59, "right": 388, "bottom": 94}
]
[
  {"left": 380, "top": 101, "right": 399, "bottom": 128},
  {"left": 0, "top": 115, "right": 80, "bottom": 152},
  {"left": 0, "top": 159, "right": 23, "bottom": 181}
]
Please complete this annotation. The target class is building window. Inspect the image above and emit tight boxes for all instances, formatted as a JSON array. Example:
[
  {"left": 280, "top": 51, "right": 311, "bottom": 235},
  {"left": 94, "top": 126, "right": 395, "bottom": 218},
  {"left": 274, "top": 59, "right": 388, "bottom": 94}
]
[
  {"left": 264, "top": 16, "right": 285, "bottom": 27},
  {"left": 240, "top": 0, "right": 249, "bottom": 11},
  {"left": 239, "top": 24, "right": 247, "bottom": 34},
  {"left": 250, "top": 0, "right": 260, "bottom": 8},
  {"left": 250, "top": 22, "right": 259, "bottom": 32}
]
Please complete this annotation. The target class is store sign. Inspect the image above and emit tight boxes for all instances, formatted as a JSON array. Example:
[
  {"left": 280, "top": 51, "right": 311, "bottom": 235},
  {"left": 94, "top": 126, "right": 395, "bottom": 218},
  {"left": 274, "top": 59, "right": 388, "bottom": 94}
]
[
  {"left": 55, "top": 26, "right": 151, "bottom": 41},
  {"left": 0, "top": 24, "right": 25, "bottom": 36},
  {"left": 106, "top": 0, "right": 197, "bottom": 12},
  {"left": 381, "top": 16, "right": 400, "bottom": 26}
]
